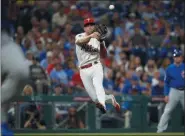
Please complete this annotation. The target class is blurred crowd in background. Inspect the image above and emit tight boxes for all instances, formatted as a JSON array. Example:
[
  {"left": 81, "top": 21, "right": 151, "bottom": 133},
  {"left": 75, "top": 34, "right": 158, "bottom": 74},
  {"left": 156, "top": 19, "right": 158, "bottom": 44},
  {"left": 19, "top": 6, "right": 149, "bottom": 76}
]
[{"left": 2, "top": 0, "right": 184, "bottom": 130}]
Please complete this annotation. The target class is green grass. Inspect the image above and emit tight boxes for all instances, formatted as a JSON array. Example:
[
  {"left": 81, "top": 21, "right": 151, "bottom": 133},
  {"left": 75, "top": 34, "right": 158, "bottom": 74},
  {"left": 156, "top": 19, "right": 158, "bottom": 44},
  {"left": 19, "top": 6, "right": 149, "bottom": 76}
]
[{"left": 15, "top": 133, "right": 184, "bottom": 136}]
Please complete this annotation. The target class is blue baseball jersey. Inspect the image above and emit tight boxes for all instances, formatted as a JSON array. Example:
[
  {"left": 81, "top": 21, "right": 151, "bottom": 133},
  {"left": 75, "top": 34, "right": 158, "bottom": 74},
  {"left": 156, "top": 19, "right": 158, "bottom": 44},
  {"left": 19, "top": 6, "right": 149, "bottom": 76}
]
[{"left": 164, "top": 63, "right": 185, "bottom": 95}]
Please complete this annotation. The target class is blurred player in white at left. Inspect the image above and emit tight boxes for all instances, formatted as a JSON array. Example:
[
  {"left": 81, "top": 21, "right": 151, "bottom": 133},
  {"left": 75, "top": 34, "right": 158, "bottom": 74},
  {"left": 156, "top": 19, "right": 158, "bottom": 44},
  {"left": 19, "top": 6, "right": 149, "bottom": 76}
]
[{"left": 1, "top": 29, "right": 30, "bottom": 136}]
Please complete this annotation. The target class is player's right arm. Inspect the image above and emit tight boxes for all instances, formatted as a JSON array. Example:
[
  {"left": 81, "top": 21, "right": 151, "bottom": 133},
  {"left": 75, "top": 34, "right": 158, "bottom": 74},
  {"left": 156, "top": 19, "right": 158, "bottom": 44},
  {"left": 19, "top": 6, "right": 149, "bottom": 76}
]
[{"left": 75, "top": 32, "right": 100, "bottom": 45}]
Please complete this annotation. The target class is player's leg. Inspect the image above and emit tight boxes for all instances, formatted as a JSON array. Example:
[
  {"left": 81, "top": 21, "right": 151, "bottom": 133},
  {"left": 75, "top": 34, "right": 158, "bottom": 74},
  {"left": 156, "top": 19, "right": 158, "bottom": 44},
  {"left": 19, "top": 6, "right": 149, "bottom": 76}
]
[
  {"left": 157, "top": 88, "right": 179, "bottom": 133},
  {"left": 92, "top": 63, "right": 120, "bottom": 112},
  {"left": 105, "top": 94, "right": 114, "bottom": 103},
  {"left": 179, "top": 91, "right": 184, "bottom": 110},
  {"left": 80, "top": 69, "right": 98, "bottom": 102},
  {"left": 105, "top": 94, "right": 120, "bottom": 112},
  {"left": 80, "top": 67, "right": 106, "bottom": 113},
  {"left": 92, "top": 63, "right": 106, "bottom": 110}
]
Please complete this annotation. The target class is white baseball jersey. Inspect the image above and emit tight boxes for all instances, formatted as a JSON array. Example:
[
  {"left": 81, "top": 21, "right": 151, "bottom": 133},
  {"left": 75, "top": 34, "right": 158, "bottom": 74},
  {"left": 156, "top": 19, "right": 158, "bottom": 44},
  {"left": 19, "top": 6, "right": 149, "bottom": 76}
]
[{"left": 75, "top": 32, "right": 101, "bottom": 67}]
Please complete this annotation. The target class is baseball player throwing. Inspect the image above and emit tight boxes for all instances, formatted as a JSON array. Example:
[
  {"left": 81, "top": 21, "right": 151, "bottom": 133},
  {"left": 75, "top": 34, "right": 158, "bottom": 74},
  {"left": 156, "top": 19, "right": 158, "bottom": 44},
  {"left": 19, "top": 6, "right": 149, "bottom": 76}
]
[
  {"left": 75, "top": 18, "right": 120, "bottom": 114},
  {"left": 157, "top": 49, "right": 184, "bottom": 133}
]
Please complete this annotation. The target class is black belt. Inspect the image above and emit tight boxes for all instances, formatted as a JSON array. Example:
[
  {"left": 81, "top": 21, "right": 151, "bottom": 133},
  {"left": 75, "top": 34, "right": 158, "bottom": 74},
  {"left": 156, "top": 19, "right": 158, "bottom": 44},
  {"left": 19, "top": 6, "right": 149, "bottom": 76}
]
[{"left": 176, "top": 87, "right": 185, "bottom": 91}]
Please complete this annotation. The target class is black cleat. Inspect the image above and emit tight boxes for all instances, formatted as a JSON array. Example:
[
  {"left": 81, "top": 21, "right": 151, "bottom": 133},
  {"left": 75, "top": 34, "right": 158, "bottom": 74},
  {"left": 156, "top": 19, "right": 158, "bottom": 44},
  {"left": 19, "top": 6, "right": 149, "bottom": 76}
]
[{"left": 96, "top": 103, "right": 106, "bottom": 114}]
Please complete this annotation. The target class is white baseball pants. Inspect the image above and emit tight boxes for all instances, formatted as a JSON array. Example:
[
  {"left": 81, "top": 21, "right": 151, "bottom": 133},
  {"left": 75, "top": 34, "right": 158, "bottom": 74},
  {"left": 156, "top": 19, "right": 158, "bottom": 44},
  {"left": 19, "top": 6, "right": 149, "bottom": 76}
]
[
  {"left": 157, "top": 88, "right": 184, "bottom": 133},
  {"left": 80, "top": 62, "right": 114, "bottom": 108}
]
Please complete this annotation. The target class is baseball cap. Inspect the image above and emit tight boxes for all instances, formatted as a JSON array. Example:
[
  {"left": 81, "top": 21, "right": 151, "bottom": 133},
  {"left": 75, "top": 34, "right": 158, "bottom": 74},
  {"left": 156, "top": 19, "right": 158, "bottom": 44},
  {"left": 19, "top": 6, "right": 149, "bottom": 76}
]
[
  {"left": 173, "top": 49, "right": 182, "bottom": 57},
  {"left": 84, "top": 18, "right": 95, "bottom": 26}
]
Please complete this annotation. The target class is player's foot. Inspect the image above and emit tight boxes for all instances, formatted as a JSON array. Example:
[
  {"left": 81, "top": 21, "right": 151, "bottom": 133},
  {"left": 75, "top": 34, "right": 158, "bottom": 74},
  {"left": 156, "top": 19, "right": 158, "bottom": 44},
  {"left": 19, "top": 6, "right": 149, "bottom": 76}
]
[
  {"left": 96, "top": 103, "right": 106, "bottom": 114},
  {"left": 111, "top": 95, "right": 121, "bottom": 112}
]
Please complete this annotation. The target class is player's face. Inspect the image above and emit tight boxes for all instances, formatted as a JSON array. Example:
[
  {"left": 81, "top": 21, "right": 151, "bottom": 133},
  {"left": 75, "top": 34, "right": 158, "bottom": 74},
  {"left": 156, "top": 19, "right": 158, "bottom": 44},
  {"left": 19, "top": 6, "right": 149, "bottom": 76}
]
[
  {"left": 174, "top": 56, "right": 182, "bottom": 64},
  {"left": 55, "top": 87, "right": 62, "bottom": 95},
  {"left": 84, "top": 24, "right": 95, "bottom": 35}
]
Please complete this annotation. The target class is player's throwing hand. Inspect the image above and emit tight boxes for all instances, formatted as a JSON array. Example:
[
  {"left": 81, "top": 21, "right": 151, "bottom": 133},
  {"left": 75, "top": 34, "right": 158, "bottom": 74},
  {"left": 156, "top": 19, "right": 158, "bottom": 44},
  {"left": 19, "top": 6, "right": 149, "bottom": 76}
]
[{"left": 90, "top": 32, "right": 100, "bottom": 40}]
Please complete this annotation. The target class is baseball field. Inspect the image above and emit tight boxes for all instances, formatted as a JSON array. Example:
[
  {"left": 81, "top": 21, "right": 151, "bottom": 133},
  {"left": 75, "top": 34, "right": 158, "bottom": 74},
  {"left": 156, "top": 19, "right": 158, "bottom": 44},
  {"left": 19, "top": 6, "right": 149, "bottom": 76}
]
[{"left": 15, "top": 132, "right": 184, "bottom": 136}]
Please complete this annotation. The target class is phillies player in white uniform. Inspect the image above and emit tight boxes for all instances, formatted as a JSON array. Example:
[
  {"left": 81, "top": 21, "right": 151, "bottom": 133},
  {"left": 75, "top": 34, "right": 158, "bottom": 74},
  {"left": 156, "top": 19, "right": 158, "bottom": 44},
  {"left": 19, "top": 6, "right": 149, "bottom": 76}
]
[{"left": 75, "top": 18, "right": 120, "bottom": 113}]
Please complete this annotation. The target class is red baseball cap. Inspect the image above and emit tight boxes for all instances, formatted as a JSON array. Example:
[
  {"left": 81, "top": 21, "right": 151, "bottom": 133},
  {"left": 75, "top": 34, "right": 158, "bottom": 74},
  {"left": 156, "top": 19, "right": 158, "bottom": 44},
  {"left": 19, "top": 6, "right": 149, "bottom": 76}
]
[{"left": 84, "top": 18, "right": 95, "bottom": 26}]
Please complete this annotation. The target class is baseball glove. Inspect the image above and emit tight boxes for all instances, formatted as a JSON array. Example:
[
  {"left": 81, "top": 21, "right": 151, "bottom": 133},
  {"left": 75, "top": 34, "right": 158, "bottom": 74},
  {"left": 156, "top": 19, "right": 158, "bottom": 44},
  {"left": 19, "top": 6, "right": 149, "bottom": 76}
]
[{"left": 94, "top": 24, "right": 108, "bottom": 40}]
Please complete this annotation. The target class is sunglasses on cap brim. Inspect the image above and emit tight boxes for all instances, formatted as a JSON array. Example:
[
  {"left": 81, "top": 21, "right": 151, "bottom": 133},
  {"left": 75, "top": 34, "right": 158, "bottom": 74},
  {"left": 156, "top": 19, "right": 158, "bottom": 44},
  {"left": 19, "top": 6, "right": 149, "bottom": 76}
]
[{"left": 84, "top": 23, "right": 95, "bottom": 27}]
